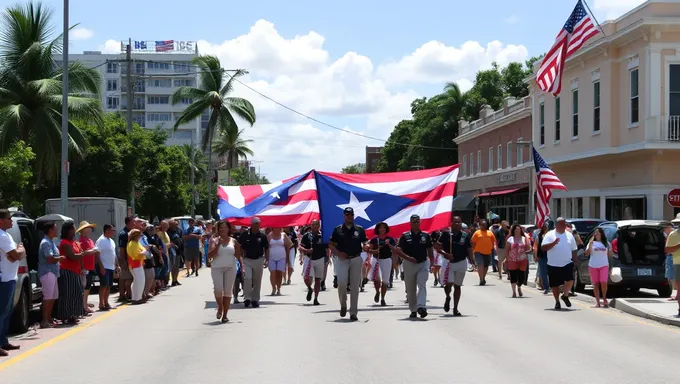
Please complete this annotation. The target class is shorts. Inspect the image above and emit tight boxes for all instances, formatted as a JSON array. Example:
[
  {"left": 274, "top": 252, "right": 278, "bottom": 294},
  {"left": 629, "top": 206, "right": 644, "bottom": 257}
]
[
  {"left": 433, "top": 254, "right": 442, "bottom": 267},
  {"left": 303, "top": 257, "right": 325, "bottom": 280},
  {"left": 474, "top": 253, "right": 492, "bottom": 268},
  {"left": 665, "top": 255, "right": 674, "bottom": 280},
  {"left": 588, "top": 266, "right": 609, "bottom": 284},
  {"left": 269, "top": 258, "right": 286, "bottom": 272},
  {"left": 185, "top": 247, "right": 201, "bottom": 262},
  {"left": 99, "top": 269, "right": 114, "bottom": 287},
  {"left": 442, "top": 259, "right": 467, "bottom": 286},
  {"left": 368, "top": 258, "right": 392, "bottom": 283},
  {"left": 40, "top": 272, "right": 59, "bottom": 300},
  {"left": 508, "top": 269, "right": 526, "bottom": 286},
  {"left": 674, "top": 265, "right": 680, "bottom": 282},
  {"left": 547, "top": 263, "right": 574, "bottom": 288},
  {"left": 85, "top": 270, "right": 94, "bottom": 289}
]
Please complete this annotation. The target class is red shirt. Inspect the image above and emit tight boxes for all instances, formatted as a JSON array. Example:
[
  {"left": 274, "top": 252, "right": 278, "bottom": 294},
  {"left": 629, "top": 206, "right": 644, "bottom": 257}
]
[
  {"left": 79, "top": 236, "right": 96, "bottom": 271},
  {"left": 59, "top": 239, "right": 82, "bottom": 274}
]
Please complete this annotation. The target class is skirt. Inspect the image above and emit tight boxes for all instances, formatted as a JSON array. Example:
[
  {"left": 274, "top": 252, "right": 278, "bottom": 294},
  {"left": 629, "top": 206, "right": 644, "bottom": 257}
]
[{"left": 56, "top": 269, "right": 84, "bottom": 320}]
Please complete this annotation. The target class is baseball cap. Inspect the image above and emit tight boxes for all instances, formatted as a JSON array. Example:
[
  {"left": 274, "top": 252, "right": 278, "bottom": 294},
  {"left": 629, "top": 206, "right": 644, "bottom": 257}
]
[
  {"left": 343, "top": 207, "right": 354, "bottom": 214},
  {"left": 410, "top": 214, "right": 420, "bottom": 221}
]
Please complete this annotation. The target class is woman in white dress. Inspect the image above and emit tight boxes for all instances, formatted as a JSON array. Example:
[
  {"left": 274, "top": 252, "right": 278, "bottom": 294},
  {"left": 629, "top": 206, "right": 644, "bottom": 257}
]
[
  {"left": 267, "top": 227, "right": 292, "bottom": 296},
  {"left": 208, "top": 221, "right": 242, "bottom": 323}
]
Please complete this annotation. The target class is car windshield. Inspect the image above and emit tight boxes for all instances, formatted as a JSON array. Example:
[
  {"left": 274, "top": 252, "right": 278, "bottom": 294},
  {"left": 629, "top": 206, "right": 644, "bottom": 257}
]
[{"left": 571, "top": 220, "right": 602, "bottom": 234}]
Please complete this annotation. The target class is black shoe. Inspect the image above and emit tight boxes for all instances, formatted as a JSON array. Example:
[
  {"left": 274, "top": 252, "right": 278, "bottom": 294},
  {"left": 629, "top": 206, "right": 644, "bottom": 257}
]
[
  {"left": 195, "top": 270, "right": 198, "bottom": 277},
  {"left": 306, "top": 288, "right": 313, "bottom": 302},
  {"left": 381, "top": 299, "right": 386, "bottom": 306},
  {"left": 480, "top": 279, "right": 486, "bottom": 286},
  {"left": 434, "top": 278, "right": 439, "bottom": 287},
  {"left": 362, "top": 277, "right": 368, "bottom": 286},
  {"left": 340, "top": 307, "right": 347, "bottom": 318},
  {"left": 388, "top": 283, "right": 393, "bottom": 289},
  {"left": 313, "top": 299, "right": 320, "bottom": 306},
  {"left": 400, "top": 272, "right": 404, "bottom": 281},
  {"left": 347, "top": 285, "right": 351, "bottom": 293},
  {"left": 409, "top": 312, "right": 417, "bottom": 318},
  {"left": 360, "top": 287, "right": 365, "bottom": 293},
  {"left": 350, "top": 314, "right": 358, "bottom": 321},
  {"left": 251, "top": 301, "right": 260, "bottom": 308},
  {"left": 244, "top": 299, "right": 251, "bottom": 308},
  {"left": 320, "top": 282, "right": 326, "bottom": 291},
  {"left": 561, "top": 295, "right": 572, "bottom": 308},
  {"left": 554, "top": 301, "right": 561, "bottom": 310},
  {"left": 374, "top": 292, "right": 380, "bottom": 303},
  {"left": 333, "top": 276, "right": 338, "bottom": 288},
  {"left": 444, "top": 297, "right": 451, "bottom": 312},
  {"left": 417, "top": 307, "right": 428, "bottom": 318},
  {"left": 453, "top": 309, "right": 462, "bottom": 317}
]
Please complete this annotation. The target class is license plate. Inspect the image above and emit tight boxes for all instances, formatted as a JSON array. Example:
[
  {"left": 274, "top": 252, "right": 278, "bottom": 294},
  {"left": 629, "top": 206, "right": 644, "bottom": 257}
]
[{"left": 637, "top": 268, "right": 652, "bottom": 276}]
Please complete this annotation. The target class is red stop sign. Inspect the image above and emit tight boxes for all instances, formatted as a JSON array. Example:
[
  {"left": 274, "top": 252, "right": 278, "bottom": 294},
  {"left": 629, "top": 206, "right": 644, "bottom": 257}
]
[{"left": 668, "top": 189, "right": 680, "bottom": 207}]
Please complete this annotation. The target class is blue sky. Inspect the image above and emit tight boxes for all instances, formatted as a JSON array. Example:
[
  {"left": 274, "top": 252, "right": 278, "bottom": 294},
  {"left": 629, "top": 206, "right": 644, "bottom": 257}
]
[{"left": 0, "top": 0, "right": 644, "bottom": 180}]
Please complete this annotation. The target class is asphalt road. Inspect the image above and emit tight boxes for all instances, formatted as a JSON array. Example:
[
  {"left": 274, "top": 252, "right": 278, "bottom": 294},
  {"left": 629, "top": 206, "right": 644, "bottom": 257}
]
[{"left": 2, "top": 270, "right": 680, "bottom": 384}]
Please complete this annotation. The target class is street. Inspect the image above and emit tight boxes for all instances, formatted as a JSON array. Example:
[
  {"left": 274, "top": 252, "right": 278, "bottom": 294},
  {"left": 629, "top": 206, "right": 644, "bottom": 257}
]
[{"left": 1, "top": 270, "right": 679, "bottom": 384}]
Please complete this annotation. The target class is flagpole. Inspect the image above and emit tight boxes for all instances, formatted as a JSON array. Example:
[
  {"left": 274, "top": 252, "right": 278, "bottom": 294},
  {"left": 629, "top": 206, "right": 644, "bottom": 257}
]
[{"left": 582, "top": 0, "right": 608, "bottom": 37}]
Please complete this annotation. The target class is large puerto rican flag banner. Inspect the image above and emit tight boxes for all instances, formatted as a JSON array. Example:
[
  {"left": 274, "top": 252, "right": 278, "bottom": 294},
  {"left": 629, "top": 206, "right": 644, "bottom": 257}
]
[{"left": 216, "top": 165, "right": 459, "bottom": 240}]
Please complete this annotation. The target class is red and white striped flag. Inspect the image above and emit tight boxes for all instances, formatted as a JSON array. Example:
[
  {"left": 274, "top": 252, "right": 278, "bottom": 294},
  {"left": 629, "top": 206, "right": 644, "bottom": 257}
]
[
  {"left": 533, "top": 147, "right": 567, "bottom": 227},
  {"left": 535, "top": 0, "right": 600, "bottom": 95}
]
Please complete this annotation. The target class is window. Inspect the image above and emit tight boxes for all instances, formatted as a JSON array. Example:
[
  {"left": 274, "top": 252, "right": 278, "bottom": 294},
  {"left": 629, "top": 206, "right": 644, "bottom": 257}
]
[
  {"left": 576, "top": 197, "right": 583, "bottom": 218},
  {"left": 555, "top": 198, "right": 562, "bottom": 217},
  {"left": 539, "top": 103, "right": 545, "bottom": 146},
  {"left": 497, "top": 145, "right": 502, "bottom": 170},
  {"left": 106, "top": 62, "right": 118, "bottom": 73},
  {"left": 572, "top": 89, "right": 579, "bottom": 137},
  {"left": 106, "top": 79, "right": 117, "bottom": 91},
  {"left": 555, "top": 97, "right": 561, "bottom": 142},
  {"left": 147, "top": 61, "right": 170, "bottom": 70},
  {"left": 488, "top": 148, "right": 494, "bottom": 172},
  {"left": 174, "top": 79, "right": 194, "bottom": 87},
  {"left": 147, "top": 113, "right": 172, "bottom": 122},
  {"left": 174, "top": 130, "right": 193, "bottom": 139},
  {"left": 593, "top": 81, "right": 600, "bottom": 132},
  {"left": 516, "top": 142, "right": 524, "bottom": 165},
  {"left": 174, "top": 62, "right": 191, "bottom": 72},
  {"left": 179, "top": 98, "right": 193, "bottom": 104},
  {"left": 147, "top": 96, "right": 169, "bottom": 104},
  {"left": 132, "top": 114, "right": 145, "bottom": 127},
  {"left": 462, "top": 155, "right": 467, "bottom": 177},
  {"left": 606, "top": 197, "right": 646, "bottom": 220},
  {"left": 147, "top": 79, "right": 171, "bottom": 87},
  {"left": 469, "top": 153, "right": 474, "bottom": 175},
  {"left": 630, "top": 68, "right": 639, "bottom": 124},
  {"left": 201, "top": 111, "right": 210, "bottom": 129},
  {"left": 106, "top": 97, "right": 119, "bottom": 109},
  {"left": 506, "top": 142, "right": 512, "bottom": 168},
  {"left": 477, "top": 150, "right": 482, "bottom": 174}
]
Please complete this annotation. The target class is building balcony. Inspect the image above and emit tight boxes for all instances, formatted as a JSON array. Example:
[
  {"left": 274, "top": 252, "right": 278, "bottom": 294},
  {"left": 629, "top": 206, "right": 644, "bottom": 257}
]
[
  {"left": 458, "top": 96, "right": 531, "bottom": 137},
  {"left": 120, "top": 103, "right": 145, "bottom": 110},
  {"left": 647, "top": 115, "right": 680, "bottom": 143}
]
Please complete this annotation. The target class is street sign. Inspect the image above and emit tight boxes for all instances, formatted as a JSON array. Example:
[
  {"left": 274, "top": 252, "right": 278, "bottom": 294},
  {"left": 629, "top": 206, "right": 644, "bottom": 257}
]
[{"left": 668, "top": 188, "right": 680, "bottom": 207}]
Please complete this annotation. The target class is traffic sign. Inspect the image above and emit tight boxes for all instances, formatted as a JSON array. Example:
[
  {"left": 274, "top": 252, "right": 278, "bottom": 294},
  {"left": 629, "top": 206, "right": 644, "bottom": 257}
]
[{"left": 668, "top": 188, "right": 680, "bottom": 207}]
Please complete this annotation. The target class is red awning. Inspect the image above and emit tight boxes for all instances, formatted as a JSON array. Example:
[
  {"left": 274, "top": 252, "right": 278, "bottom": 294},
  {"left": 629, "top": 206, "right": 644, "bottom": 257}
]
[{"left": 477, "top": 188, "right": 522, "bottom": 197}]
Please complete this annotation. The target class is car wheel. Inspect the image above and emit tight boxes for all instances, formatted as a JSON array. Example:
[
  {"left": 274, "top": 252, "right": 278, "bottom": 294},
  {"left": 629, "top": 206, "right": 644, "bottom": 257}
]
[
  {"left": 657, "top": 285, "right": 673, "bottom": 298},
  {"left": 11, "top": 284, "right": 30, "bottom": 333},
  {"left": 573, "top": 269, "right": 586, "bottom": 293}
]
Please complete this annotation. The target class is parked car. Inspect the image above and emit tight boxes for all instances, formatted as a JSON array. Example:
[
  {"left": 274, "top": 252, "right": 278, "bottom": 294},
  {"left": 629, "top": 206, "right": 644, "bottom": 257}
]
[
  {"left": 565, "top": 218, "right": 605, "bottom": 238},
  {"left": 573, "top": 220, "right": 672, "bottom": 297}
]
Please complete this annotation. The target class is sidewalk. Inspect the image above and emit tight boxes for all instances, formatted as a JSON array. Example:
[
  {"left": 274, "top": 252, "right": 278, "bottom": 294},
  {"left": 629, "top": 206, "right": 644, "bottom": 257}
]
[{"left": 613, "top": 298, "right": 680, "bottom": 327}]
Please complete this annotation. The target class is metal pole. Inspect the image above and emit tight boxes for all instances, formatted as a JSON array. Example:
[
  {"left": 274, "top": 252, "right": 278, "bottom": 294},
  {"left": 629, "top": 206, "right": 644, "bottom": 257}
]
[
  {"left": 59, "top": 0, "right": 69, "bottom": 215},
  {"left": 126, "top": 38, "right": 135, "bottom": 215}
]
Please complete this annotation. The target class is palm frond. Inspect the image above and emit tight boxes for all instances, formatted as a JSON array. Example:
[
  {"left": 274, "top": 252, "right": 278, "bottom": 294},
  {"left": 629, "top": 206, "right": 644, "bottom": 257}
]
[
  {"left": 224, "top": 96, "right": 256, "bottom": 125},
  {"left": 171, "top": 86, "right": 207, "bottom": 105},
  {"left": 220, "top": 68, "right": 248, "bottom": 97},
  {"left": 173, "top": 97, "right": 212, "bottom": 130}
]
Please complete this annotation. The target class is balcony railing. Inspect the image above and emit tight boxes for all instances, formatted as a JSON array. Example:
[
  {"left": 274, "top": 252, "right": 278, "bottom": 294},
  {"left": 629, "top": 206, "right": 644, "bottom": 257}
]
[
  {"left": 647, "top": 115, "right": 680, "bottom": 142},
  {"left": 459, "top": 96, "right": 530, "bottom": 136}
]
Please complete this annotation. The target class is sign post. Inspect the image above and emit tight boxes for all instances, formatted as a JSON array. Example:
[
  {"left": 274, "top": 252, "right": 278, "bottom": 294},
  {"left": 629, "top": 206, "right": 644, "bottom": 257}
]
[{"left": 668, "top": 188, "right": 680, "bottom": 207}]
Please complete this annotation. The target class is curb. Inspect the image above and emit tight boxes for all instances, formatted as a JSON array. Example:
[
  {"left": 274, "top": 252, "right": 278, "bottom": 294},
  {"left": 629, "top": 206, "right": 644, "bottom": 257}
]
[
  {"left": 612, "top": 298, "right": 680, "bottom": 327},
  {"left": 523, "top": 271, "right": 596, "bottom": 305}
]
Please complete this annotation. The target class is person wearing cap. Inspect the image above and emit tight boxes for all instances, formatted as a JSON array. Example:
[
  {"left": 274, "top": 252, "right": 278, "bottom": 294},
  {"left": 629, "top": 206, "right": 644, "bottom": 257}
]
[
  {"left": 237, "top": 217, "right": 269, "bottom": 308},
  {"left": 77, "top": 221, "right": 100, "bottom": 315},
  {"left": 299, "top": 219, "right": 328, "bottom": 305},
  {"left": 541, "top": 217, "right": 578, "bottom": 310},
  {"left": 367, "top": 222, "right": 396, "bottom": 306},
  {"left": 391, "top": 214, "right": 434, "bottom": 319},
  {"left": 664, "top": 214, "right": 680, "bottom": 316},
  {"left": 329, "top": 207, "right": 368, "bottom": 321},
  {"left": 436, "top": 216, "right": 473, "bottom": 316}
]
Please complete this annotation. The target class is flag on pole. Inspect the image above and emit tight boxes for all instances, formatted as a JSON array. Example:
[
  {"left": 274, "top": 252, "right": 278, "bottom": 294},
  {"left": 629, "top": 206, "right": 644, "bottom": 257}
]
[
  {"left": 533, "top": 148, "right": 567, "bottom": 227},
  {"left": 535, "top": 0, "right": 600, "bottom": 95}
]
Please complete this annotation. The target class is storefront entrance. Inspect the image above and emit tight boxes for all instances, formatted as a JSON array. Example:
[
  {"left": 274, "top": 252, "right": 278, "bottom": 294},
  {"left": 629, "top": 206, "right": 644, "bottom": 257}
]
[{"left": 480, "top": 188, "right": 530, "bottom": 224}]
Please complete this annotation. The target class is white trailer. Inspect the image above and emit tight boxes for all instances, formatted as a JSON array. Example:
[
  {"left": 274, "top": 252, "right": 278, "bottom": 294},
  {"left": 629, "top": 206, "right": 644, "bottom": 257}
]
[{"left": 45, "top": 197, "right": 128, "bottom": 240}]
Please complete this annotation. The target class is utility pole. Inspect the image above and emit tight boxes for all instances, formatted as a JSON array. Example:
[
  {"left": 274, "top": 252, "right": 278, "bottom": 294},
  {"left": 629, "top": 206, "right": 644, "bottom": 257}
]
[
  {"left": 59, "top": 0, "right": 70, "bottom": 214},
  {"left": 190, "top": 134, "right": 195, "bottom": 217},
  {"left": 126, "top": 38, "right": 136, "bottom": 215}
]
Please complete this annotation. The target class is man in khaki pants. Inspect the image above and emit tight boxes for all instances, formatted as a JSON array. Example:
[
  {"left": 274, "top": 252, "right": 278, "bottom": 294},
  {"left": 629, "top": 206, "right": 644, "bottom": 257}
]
[
  {"left": 329, "top": 207, "right": 368, "bottom": 321},
  {"left": 237, "top": 217, "right": 269, "bottom": 308}
]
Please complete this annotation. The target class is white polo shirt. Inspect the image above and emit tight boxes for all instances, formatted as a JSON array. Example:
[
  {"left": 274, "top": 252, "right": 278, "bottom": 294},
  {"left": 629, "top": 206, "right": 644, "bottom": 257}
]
[
  {"left": 0, "top": 229, "right": 19, "bottom": 282},
  {"left": 541, "top": 229, "right": 577, "bottom": 267}
]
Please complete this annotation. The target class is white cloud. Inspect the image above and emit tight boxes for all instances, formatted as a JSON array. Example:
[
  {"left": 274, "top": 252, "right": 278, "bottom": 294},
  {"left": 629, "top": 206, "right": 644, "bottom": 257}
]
[
  {"left": 592, "top": 0, "right": 646, "bottom": 20},
  {"left": 504, "top": 15, "right": 520, "bottom": 24},
  {"left": 71, "top": 27, "right": 93, "bottom": 40},
  {"left": 102, "top": 20, "right": 531, "bottom": 180}
]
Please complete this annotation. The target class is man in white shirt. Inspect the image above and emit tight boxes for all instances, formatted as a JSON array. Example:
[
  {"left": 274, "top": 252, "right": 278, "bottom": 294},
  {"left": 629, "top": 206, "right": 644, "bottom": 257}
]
[
  {"left": 541, "top": 217, "right": 578, "bottom": 310},
  {"left": 95, "top": 224, "right": 119, "bottom": 311},
  {"left": 0, "top": 209, "right": 26, "bottom": 356}
]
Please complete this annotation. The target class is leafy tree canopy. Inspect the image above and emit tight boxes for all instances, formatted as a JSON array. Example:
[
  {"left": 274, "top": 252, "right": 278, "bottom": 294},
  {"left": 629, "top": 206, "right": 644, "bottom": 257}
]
[{"left": 341, "top": 163, "right": 366, "bottom": 174}]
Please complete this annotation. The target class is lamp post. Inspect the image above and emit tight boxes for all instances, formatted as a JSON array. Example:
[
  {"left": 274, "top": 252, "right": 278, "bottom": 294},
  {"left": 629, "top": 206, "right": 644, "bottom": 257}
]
[
  {"left": 59, "top": 0, "right": 69, "bottom": 214},
  {"left": 516, "top": 140, "right": 534, "bottom": 223}
]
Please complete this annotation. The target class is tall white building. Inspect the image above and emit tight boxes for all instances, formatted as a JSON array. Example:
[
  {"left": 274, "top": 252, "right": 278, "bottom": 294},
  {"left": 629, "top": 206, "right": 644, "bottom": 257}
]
[{"left": 60, "top": 40, "right": 208, "bottom": 146}]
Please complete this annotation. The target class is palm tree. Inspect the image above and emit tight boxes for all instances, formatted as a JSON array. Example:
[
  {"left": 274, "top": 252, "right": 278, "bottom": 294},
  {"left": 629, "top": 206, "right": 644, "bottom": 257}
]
[
  {"left": 212, "top": 128, "right": 254, "bottom": 184},
  {"left": 172, "top": 55, "right": 256, "bottom": 218},
  {"left": 0, "top": 2, "right": 103, "bottom": 182}
]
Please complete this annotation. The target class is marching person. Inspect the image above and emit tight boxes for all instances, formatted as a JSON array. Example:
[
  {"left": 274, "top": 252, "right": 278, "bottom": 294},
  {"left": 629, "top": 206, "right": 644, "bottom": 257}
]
[
  {"left": 471, "top": 220, "right": 496, "bottom": 286},
  {"left": 285, "top": 226, "right": 298, "bottom": 285},
  {"left": 267, "top": 227, "right": 292, "bottom": 296},
  {"left": 208, "top": 221, "right": 242, "bottom": 323},
  {"left": 299, "top": 220, "right": 328, "bottom": 305},
  {"left": 391, "top": 214, "right": 434, "bottom": 319},
  {"left": 585, "top": 227, "right": 613, "bottom": 308},
  {"left": 541, "top": 217, "right": 578, "bottom": 310},
  {"left": 436, "top": 216, "right": 472, "bottom": 316},
  {"left": 238, "top": 217, "right": 269, "bottom": 308},
  {"left": 367, "top": 222, "right": 395, "bottom": 306},
  {"left": 505, "top": 224, "right": 531, "bottom": 298},
  {"left": 429, "top": 228, "right": 443, "bottom": 287},
  {"left": 329, "top": 207, "right": 368, "bottom": 321}
]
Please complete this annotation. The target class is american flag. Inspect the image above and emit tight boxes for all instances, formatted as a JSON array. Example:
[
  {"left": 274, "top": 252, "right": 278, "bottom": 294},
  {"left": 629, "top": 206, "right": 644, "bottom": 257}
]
[
  {"left": 536, "top": 0, "right": 600, "bottom": 95},
  {"left": 155, "top": 40, "right": 174, "bottom": 52},
  {"left": 533, "top": 147, "right": 567, "bottom": 227}
]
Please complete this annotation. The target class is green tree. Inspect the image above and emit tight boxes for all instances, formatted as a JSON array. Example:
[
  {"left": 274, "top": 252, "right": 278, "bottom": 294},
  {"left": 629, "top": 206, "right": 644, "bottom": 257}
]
[
  {"left": 227, "top": 166, "right": 269, "bottom": 186},
  {"left": 501, "top": 62, "right": 530, "bottom": 98},
  {"left": 172, "top": 55, "right": 256, "bottom": 218},
  {"left": 377, "top": 119, "right": 414, "bottom": 172},
  {"left": 0, "top": 140, "right": 35, "bottom": 206},
  {"left": 212, "top": 128, "right": 254, "bottom": 185},
  {"left": 341, "top": 163, "right": 366, "bottom": 174},
  {"left": 0, "top": 2, "right": 103, "bottom": 183}
]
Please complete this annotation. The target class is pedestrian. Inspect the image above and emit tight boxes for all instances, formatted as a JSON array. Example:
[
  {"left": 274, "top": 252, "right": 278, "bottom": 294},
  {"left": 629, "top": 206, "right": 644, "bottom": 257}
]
[
  {"left": 429, "top": 228, "right": 443, "bottom": 287},
  {"left": 117, "top": 217, "right": 135, "bottom": 302},
  {"left": 0, "top": 209, "right": 26, "bottom": 356},
  {"left": 286, "top": 226, "right": 298, "bottom": 285},
  {"left": 471, "top": 220, "right": 496, "bottom": 286},
  {"left": 56, "top": 222, "right": 85, "bottom": 323},
  {"left": 493, "top": 221, "right": 510, "bottom": 279},
  {"left": 142, "top": 225, "right": 158, "bottom": 298},
  {"left": 167, "top": 220, "right": 183, "bottom": 287},
  {"left": 540, "top": 217, "right": 578, "bottom": 310},
  {"left": 238, "top": 217, "right": 269, "bottom": 308},
  {"left": 158, "top": 221, "right": 172, "bottom": 289},
  {"left": 126, "top": 229, "right": 147, "bottom": 305},
  {"left": 585, "top": 227, "right": 613, "bottom": 308},
  {"left": 663, "top": 223, "right": 675, "bottom": 301},
  {"left": 664, "top": 214, "right": 680, "bottom": 316},
  {"left": 299, "top": 219, "right": 328, "bottom": 305},
  {"left": 392, "top": 214, "right": 434, "bottom": 319},
  {"left": 367, "top": 222, "right": 396, "bottom": 306},
  {"left": 505, "top": 224, "right": 531, "bottom": 298},
  {"left": 329, "top": 207, "right": 368, "bottom": 321},
  {"left": 533, "top": 222, "right": 550, "bottom": 294},
  {"left": 208, "top": 221, "right": 241, "bottom": 323},
  {"left": 76, "top": 221, "right": 99, "bottom": 315},
  {"left": 183, "top": 219, "right": 203, "bottom": 277},
  {"left": 267, "top": 227, "right": 292, "bottom": 296},
  {"left": 94, "top": 224, "right": 118, "bottom": 311},
  {"left": 436, "top": 216, "right": 472, "bottom": 316},
  {"left": 38, "top": 221, "right": 64, "bottom": 327}
]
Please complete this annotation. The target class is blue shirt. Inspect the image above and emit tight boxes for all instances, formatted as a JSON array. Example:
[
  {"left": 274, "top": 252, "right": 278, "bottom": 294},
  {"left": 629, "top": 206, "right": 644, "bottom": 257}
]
[
  {"left": 38, "top": 237, "right": 60, "bottom": 278},
  {"left": 140, "top": 235, "right": 152, "bottom": 259},
  {"left": 184, "top": 226, "right": 203, "bottom": 249}
]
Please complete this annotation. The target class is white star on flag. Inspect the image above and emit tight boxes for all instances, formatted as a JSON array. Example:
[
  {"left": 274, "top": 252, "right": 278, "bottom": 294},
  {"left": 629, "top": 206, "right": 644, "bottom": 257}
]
[
  {"left": 336, "top": 192, "right": 373, "bottom": 221},
  {"left": 270, "top": 191, "right": 281, "bottom": 200}
]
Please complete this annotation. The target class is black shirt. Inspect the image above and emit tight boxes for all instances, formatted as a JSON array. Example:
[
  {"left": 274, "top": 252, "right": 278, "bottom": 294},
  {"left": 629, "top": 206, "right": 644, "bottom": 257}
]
[
  {"left": 300, "top": 231, "right": 328, "bottom": 261},
  {"left": 430, "top": 230, "right": 443, "bottom": 244},
  {"left": 438, "top": 230, "right": 472, "bottom": 263},
  {"left": 238, "top": 230, "right": 269, "bottom": 259},
  {"left": 369, "top": 237, "right": 396, "bottom": 259},
  {"left": 117, "top": 228, "right": 130, "bottom": 265},
  {"left": 329, "top": 224, "right": 367, "bottom": 257},
  {"left": 494, "top": 227, "right": 508, "bottom": 249},
  {"left": 397, "top": 231, "right": 432, "bottom": 263}
]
